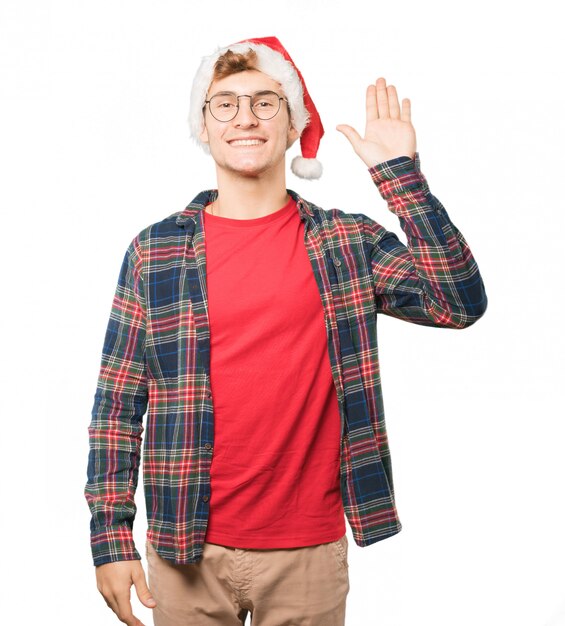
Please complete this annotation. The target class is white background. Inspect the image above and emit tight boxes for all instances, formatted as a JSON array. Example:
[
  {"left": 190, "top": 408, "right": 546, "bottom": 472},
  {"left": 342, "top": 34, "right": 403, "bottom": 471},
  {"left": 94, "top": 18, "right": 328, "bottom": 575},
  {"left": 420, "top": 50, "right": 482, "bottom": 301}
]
[{"left": 1, "top": 1, "right": 564, "bottom": 625}]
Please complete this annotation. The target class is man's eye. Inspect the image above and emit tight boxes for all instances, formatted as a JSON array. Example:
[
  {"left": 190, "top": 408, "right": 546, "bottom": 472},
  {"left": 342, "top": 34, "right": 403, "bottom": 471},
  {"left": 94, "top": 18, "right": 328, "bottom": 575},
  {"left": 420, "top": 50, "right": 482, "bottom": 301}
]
[{"left": 255, "top": 100, "right": 274, "bottom": 108}]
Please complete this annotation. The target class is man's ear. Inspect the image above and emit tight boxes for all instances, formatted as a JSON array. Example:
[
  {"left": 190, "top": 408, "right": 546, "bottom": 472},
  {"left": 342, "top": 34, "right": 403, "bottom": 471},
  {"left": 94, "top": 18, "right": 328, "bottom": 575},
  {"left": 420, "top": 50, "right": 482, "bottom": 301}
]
[
  {"left": 199, "top": 119, "right": 209, "bottom": 144},
  {"left": 287, "top": 124, "right": 300, "bottom": 149}
]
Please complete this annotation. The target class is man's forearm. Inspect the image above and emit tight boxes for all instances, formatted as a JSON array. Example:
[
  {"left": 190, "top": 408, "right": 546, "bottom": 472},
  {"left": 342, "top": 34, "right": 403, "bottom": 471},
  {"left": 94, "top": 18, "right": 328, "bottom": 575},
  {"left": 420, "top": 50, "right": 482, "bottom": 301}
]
[{"left": 367, "top": 152, "right": 488, "bottom": 328}]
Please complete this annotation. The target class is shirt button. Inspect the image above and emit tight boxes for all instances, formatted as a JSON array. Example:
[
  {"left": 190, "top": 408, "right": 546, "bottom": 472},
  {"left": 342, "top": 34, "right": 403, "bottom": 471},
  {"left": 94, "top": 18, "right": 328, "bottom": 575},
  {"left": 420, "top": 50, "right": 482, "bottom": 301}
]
[
  {"left": 205, "top": 443, "right": 212, "bottom": 450},
  {"left": 203, "top": 495, "right": 209, "bottom": 502},
  {"left": 332, "top": 256, "right": 341, "bottom": 267},
  {"left": 207, "top": 392, "right": 212, "bottom": 398}
]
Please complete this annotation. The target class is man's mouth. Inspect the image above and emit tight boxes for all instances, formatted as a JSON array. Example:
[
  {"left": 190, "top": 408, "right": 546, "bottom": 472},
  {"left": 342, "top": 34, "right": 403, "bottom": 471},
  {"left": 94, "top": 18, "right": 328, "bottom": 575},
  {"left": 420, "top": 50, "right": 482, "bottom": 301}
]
[{"left": 228, "top": 139, "right": 267, "bottom": 146}]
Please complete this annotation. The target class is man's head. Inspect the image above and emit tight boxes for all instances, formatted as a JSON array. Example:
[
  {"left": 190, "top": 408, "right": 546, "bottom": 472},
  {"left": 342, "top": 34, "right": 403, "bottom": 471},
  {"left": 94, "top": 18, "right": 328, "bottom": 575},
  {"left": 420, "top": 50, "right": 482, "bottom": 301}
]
[
  {"left": 188, "top": 37, "right": 324, "bottom": 179},
  {"left": 199, "top": 68, "right": 300, "bottom": 180}
]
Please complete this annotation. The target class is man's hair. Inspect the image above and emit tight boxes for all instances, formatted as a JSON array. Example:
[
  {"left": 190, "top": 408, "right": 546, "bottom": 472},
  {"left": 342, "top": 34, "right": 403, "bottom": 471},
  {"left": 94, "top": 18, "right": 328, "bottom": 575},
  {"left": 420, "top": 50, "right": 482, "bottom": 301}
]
[{"left": 212, "top": 48, "right": 259, "bottom": 81}]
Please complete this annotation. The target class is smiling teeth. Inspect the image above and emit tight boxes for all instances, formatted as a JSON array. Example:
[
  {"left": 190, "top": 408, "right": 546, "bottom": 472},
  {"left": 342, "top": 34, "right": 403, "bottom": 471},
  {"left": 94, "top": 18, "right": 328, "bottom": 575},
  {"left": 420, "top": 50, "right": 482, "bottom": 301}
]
[{"left": 230, "top": 139, "right": 265, "bottom": 146}]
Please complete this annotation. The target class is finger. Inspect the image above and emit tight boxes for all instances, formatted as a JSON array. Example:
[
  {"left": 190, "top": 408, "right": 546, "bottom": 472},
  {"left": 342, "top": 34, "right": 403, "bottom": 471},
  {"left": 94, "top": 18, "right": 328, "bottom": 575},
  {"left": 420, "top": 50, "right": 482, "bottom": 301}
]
[
  {"left": 103, "top": 591, "right": 118, "bottom": 614},
  {"left": 133, "top": 567, "right": 157, "bottom": 608},
  {"left": 115, "top": 594, "right": 143, "bottom": 626},
  {"left": 376, "top": 77, "right": 389, "bottom": 118},
  {"left": 387, "top": 85, "right": 400, "bottom": 119},
  {"left": 366, "top": 85, "right": 378, "bottom": 122},
  {"left": 401, "top": 98, "right": 411, "bottom": 122},
  {"left": 104, "top": 592, "right": 128, "bottom": 621},
  {"left": 336, "top": 124, "right": 362, "bottom": 149}
]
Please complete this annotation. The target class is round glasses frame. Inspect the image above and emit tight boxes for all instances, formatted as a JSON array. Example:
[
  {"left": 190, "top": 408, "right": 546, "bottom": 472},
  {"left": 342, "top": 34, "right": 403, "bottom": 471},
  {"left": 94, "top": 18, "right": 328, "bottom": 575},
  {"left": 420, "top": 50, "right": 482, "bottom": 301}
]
[{"left": 204, "top": 91, "right": 289, "bottom": 122}]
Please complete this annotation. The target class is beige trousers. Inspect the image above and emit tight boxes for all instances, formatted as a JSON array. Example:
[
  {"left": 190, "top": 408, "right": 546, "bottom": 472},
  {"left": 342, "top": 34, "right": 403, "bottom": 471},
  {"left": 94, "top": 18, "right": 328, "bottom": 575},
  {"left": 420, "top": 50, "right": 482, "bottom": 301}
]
[{"left": 146, "top": 535, "right": 350, "bottom": 625}]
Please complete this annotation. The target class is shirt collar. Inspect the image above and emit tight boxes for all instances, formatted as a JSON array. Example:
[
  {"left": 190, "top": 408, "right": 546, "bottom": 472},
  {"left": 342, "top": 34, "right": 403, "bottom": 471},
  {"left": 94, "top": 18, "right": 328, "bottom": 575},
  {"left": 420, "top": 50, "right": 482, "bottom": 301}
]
[{"left": 175, "top": 189, "right": 314, "bottom": 227}]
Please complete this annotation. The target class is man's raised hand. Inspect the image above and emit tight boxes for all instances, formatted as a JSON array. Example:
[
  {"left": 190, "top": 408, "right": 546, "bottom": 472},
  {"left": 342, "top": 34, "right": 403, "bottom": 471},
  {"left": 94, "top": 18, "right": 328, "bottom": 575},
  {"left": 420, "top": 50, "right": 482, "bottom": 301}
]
[{"left": 336, "top": 77, "right": 417, "bottom": 168}]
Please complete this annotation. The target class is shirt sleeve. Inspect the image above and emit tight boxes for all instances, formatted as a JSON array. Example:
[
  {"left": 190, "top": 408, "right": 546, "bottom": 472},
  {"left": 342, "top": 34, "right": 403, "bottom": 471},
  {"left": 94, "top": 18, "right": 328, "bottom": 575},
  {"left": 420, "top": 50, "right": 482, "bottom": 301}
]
[
  {"left": 364, "top": 152, "right": 488, "bottom": 328},
  {"left": 84, "top": 238, "right": 148, "bottom": 566}
]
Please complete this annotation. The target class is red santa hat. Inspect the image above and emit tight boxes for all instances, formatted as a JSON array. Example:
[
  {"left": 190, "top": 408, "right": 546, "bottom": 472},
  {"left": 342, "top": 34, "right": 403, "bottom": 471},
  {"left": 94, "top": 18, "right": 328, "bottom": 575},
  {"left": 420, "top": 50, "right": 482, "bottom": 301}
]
[{"left": 189, "top": 36, "right": 324, "bottom": 179}]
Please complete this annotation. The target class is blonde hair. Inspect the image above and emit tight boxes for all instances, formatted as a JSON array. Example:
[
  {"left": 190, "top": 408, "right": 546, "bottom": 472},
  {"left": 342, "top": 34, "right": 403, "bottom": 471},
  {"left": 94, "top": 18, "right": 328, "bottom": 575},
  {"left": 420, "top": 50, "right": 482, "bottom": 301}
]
[{"left": 211, "top": 48, "right": 259, "bottom": 81}]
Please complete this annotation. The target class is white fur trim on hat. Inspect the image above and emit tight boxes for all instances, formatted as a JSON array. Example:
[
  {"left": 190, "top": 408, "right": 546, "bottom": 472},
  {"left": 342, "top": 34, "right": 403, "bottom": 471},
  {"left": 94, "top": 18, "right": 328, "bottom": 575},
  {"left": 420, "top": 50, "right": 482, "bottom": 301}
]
[
  {"left": 188, "top": 42, "right": 310, "bottom": 154},
  {"left": 291, "top": 156, "right": 323, "bottom": 180}
]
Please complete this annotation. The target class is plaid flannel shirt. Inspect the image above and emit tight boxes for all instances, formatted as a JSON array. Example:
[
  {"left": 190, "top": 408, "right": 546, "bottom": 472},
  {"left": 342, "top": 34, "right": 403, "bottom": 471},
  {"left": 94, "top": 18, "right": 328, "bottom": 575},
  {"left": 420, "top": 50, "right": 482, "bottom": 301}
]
[{"left": 85, "top": 152, "right": 487, "bottom": 566}]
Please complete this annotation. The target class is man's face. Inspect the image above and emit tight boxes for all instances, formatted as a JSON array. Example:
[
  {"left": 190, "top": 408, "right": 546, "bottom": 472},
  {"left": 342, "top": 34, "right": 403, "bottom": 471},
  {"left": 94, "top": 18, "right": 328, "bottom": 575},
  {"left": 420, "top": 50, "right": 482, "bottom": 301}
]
[{"left": 200, "top": 70, "right": 300, "bottom": 179}]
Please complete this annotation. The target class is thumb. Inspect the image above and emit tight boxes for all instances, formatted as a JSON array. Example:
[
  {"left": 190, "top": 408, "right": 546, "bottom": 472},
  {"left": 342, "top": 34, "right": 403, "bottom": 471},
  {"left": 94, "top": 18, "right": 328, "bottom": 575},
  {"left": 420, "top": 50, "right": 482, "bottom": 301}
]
[
  {"left": 336, "top": 124, "right": 362, "bottom": 149},
  {"left": 132, "top": 568, "right": 157, "bottom": 608}
]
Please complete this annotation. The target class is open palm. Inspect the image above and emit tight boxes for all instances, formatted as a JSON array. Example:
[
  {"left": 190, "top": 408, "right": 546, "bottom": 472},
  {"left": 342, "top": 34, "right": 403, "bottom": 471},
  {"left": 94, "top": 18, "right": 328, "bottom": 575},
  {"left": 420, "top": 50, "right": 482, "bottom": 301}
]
[{"left": 337, "top": 77, "right": 417, "bottom": 168}]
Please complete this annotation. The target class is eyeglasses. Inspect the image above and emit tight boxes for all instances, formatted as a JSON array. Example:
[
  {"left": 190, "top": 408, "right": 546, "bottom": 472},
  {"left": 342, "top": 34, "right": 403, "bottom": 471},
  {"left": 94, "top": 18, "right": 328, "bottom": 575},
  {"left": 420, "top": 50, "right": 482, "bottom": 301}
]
[{"left": 204, "top": 90, "right": 288, "bottom": 122}]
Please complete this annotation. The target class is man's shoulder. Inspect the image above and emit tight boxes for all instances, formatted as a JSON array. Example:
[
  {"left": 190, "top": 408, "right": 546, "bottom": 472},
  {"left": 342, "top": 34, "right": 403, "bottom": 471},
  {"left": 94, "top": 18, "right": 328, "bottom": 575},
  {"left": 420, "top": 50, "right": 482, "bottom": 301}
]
[
  {"left": 117, "top": 208, "right": 191, "bottom": 269},
  {"left": 300, "top": 195, "right": 385, "bottom": 242},
  {"left": 136, "top": 209, "right": 186, "bottom": 240},
  {"left": 130, "top": 189, "right": 215, "bottom": 245}
]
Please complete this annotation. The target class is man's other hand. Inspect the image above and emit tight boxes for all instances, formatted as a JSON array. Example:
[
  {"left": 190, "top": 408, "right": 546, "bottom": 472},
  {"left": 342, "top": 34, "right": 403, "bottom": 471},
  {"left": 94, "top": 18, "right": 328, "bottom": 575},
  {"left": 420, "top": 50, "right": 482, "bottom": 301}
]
[{"left": 95, "top": 559, "right": 156, "bottom": 626}]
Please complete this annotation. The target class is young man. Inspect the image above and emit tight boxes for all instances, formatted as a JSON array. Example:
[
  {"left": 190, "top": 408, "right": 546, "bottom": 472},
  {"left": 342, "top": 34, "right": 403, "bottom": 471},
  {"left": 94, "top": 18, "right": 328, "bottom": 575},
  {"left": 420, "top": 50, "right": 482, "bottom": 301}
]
[{"left": 85, "top": 36, "right": 487, "bottom": 626}]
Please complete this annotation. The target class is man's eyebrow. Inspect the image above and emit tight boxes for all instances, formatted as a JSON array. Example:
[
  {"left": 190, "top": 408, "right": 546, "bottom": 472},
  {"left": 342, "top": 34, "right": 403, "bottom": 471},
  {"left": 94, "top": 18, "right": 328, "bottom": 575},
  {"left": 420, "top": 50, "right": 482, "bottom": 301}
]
[
  {"left": 209, "top": 90, "right": 237, "bottom": 97},
  {"left": 207, "top": 90, "right": 279, "bottom": 97}
]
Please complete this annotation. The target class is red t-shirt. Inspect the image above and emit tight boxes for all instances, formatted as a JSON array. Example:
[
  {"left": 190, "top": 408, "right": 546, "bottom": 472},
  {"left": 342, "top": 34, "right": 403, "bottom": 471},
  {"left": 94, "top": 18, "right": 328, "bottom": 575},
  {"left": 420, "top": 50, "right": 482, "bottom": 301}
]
[{"left": 202, "top": 195, "right": 345, "bottom": 548}]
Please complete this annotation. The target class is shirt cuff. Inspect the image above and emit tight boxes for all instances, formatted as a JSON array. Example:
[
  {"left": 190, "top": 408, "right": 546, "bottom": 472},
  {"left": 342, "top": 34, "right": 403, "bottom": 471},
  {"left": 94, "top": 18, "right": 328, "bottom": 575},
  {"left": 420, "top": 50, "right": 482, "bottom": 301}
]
[
  {"left": 90, "top": 524, "right": 142, "bottom": 566},
  {"left": 368, "top": 151, "right": 421, "bottom": 183}
]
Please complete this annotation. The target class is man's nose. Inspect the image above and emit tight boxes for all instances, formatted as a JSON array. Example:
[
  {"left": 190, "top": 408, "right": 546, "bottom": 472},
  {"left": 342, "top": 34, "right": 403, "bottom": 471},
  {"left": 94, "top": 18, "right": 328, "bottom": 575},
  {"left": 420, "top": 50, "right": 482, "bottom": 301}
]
[{"left": 233, "top": 96, "right": 258, "bottom": 126}]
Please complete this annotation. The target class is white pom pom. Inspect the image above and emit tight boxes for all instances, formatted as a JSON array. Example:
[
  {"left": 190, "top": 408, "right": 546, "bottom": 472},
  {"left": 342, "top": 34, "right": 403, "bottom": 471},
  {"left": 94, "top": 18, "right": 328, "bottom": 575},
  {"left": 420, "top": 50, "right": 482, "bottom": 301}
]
[{"left": 290, "top": 156, "right": 323, "bottom": 180}]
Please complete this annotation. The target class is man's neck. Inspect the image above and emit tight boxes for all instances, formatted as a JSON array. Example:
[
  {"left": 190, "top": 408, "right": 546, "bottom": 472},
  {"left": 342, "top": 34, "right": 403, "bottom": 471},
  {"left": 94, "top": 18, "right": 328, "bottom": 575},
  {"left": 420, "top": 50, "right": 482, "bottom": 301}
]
[{"left": 208, "top": 168, "right": 290, "bottom": 220}]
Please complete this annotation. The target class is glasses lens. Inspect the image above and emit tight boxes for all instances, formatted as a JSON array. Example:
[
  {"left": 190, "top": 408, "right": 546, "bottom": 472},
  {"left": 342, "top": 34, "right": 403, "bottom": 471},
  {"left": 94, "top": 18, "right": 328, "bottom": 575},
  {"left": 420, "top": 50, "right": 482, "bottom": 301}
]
[
  {"left": 209, "top": 93, "right": 239, "bottom": 121},
  {"left": 251, "top": 92, "right": 281, "bottom": 120}
]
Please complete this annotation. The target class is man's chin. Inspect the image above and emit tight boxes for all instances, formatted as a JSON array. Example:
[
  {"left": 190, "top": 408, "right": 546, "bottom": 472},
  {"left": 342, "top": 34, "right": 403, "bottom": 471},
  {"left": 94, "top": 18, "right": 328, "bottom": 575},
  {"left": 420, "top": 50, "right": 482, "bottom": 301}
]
[
  {"left": 222, "top": 161, "right": 274, "bottom": 178},
  {"left": 213, "top": 153, "right": 286, "bottom": 179}
]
